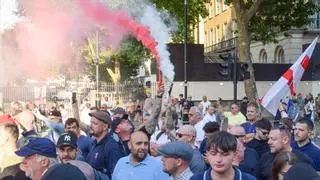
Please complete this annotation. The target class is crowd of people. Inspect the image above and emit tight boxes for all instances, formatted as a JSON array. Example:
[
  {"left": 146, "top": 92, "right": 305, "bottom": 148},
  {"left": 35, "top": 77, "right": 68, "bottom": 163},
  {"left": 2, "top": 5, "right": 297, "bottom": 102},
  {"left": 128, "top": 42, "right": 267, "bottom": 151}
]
[{"left": 0, "top": 91, "right": 319, "bottom": 180}]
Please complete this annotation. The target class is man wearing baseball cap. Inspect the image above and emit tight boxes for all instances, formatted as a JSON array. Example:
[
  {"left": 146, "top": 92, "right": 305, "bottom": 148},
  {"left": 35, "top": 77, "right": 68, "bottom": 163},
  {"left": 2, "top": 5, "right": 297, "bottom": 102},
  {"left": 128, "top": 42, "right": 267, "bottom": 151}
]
[
  {"left": 56, "top": 132, "right": 85, "bottom": 163},
  {"left": 157, "top": 141, "right": 194, "bottom": 180},
  {"left": 111, "top": 114, "right": 134, "bottom": 156},
  {"left": 86, "top": 110, "right": 125, "bottom": 178},
  {"left": 15, "top": 138, "right": 58, "bottom": 180}
]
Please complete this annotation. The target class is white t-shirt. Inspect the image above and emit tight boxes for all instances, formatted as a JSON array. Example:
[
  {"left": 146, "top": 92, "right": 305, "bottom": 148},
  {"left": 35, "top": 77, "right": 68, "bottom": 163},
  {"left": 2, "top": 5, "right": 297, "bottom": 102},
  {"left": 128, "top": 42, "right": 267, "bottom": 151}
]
[
  {"left": 194, "top": 120, "right": 206, "bottom": 147},
  {"left": 200, "top": 101, "right": 211, "bottom": 115},
  {"left": 203, "top": 113, "right": 216, "bottom": 124}
]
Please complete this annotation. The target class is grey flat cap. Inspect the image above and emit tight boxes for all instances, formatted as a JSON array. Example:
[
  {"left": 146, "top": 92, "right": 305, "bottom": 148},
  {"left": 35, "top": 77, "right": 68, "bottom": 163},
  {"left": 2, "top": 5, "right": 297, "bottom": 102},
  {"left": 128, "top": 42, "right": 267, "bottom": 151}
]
[
  {"left": 89, "top": 111, "right": 112, "bottom": 124},
  {"left": 156, "top": 141, "right": 194, "bottom": 162}
]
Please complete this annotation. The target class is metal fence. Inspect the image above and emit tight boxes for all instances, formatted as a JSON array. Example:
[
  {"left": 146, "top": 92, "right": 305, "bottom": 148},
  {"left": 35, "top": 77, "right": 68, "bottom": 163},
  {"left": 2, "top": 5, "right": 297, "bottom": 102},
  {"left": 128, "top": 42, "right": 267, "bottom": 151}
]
[{"left": 0, "top": 81, "right": 150, "bottom": 108}]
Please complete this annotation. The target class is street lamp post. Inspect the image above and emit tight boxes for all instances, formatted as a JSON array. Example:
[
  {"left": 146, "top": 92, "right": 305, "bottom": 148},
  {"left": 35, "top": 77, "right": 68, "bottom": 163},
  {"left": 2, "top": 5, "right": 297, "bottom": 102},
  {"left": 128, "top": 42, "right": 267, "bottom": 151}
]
[
  {"left": 95, "top": 30, "right": 100, "bottom": 107},
  {"left": 184, "top": 0, "right": 188, "bottom": 98}
]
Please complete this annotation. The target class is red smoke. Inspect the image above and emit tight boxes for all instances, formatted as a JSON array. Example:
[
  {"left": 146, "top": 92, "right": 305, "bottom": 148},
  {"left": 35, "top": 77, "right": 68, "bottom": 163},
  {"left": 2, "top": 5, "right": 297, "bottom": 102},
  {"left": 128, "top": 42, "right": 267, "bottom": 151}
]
[{"left": 76, "top": 0, "right": 163, "bottom": 88}]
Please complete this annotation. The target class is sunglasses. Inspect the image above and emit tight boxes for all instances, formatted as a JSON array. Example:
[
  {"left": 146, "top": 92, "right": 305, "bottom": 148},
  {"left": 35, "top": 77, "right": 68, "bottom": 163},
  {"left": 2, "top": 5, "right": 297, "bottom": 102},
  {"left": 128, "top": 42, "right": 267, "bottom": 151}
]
[{"left": 261, "top": 131, "right": 269, "bottom": 136}]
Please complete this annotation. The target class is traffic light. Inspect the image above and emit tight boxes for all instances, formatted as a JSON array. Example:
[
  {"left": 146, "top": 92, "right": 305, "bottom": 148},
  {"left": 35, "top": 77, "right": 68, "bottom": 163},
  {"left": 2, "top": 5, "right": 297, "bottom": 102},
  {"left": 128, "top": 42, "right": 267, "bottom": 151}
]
[
  {"left": 239, "top": 63, "right": 250, "bottom": 80},
  {"left": 219, "top": 53, "right": 231, "bottom": 80}
]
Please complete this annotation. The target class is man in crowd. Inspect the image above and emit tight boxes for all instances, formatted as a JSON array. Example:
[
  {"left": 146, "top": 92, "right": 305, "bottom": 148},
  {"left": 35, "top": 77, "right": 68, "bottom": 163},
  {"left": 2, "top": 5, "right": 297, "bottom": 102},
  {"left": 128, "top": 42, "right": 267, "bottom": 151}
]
[
  {"left": 64, "top": 118, "right": 93, "bottom": 159},
  {"left": 112, "top": 107, "right": 126, "bottom": 120},
  {"left": 229, "top": 126, "right": 259, "bottom": 177},
  {"left": 15, "top": 110, "right": 39, "bottom": 148},
  {"left": 258, "top": 126, "right": 315, "bottom": 180},
  {"left": 223, "top": 103, "right": 246, "bottom": 127},
  {"left": 112, "top": 131, "right": 169, "bottom": 180},
  {"left": 291, "top": 118, "right": 320, "bottom": 170},
  {"left": 200, "top": 96, "right": 211, "bottom": 116},
  {"left": 176, "top": 125, "right": 206, "bottom": 173},
  {"left": 111, "top": 114, "right": 134, "bottom": 156},
  {"left": 157, "top": 141, "right": 194, "bottom": 180},
  {"left": 190, "top": 131, "right": 256, "bottom": 180},
  {"left": 203, "top": 106, "right": 217, "bottom": 124},
  {"left": 56, "top": 132, "right": 83, "bottom": 163},
  {"left": 199, "top": 121, "right": 220, "bottom": 155},
  {"left": 188, "top": 106, "right": 206, "bottom": 147},
  {"left": 0, "top": 116, "right": 29, "bottom": 179},
  {"left": 246, "top": 118, "right": 272, "bottom": 158},
  {"left": 15, "top": 138, "right": 58, "bottom": 180},
  {"left": 241, "top": 102, "right": 260, "bottom": 134},
  {"left": 86, "top": 111, "right": 125, "bottom": 178}
]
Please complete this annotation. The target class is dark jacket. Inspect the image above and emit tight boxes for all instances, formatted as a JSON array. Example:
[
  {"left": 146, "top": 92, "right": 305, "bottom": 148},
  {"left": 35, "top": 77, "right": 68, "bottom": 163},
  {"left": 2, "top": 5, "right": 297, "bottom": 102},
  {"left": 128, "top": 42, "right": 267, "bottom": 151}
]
[
  {"left": 291, "top": 140, "right": 320, "bottom": 171},
  {"left": 246, "top": 138, "right": 270, "bottom": 159},
  {"left": 86, "top": 133, "right": 125, "bottom": 178},
  {"left": 190, "top": 167, "right": 256, "bottom": 180},
  {"left": 257, "top": 149, "right": 315, "bottom": 180},
  {"left": 283, "top": 162, "right": 320, "bottom": 180}
]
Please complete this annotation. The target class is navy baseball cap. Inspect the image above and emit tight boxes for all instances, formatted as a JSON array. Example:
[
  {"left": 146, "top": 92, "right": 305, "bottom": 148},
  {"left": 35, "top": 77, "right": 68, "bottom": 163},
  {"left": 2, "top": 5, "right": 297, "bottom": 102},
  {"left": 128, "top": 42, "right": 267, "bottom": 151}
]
[
  {"left": 57, "top": 132, "right": 78, "bottom": 149},
  {"left": 156, "top": 141, "right": 194, "bottom": 162},
  {"left": 41, "top": 163, "right": 87, "bottom": 180},
  {"left": 15, "top": 138, "right": 57, "bottom": 158},
  {"left": 114, "top": 107, "right": 126, "bottom": 115}
]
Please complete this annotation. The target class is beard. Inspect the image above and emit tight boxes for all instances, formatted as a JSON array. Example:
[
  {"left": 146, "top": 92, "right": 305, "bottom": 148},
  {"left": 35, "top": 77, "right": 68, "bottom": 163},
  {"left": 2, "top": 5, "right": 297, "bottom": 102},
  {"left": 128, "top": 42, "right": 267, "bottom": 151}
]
[{"left": 132, "top": 150, "right": 147, "bottom": 162}]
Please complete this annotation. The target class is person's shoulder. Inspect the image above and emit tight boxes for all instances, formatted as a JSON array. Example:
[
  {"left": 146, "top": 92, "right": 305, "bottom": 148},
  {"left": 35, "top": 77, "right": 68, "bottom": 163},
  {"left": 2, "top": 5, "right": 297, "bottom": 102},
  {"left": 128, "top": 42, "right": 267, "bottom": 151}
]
[
  {"left": 260, "top": 151, "right": 273, "bottom": 160},
  {"left": 241, "top": 172, "right": 257, "bottom": 180},
  {"left": 190, "top": 172, "right": 206, "bottom": 180},
  {"left": 116, "top": 155, "right": 130, "bottom": 165}
]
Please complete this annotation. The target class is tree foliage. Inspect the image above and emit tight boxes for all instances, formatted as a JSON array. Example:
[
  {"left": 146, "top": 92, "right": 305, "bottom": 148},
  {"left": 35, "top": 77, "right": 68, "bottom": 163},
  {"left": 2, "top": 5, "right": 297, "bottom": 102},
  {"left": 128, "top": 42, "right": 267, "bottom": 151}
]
[
  {"left": 225, "top": 0, "right": 318, "bottom": 43},
  {"left": 151, "top": 0, "right": 208, "bottom": 43},
  {"left": 224, "top": 0, "right": 318, "bottom": 100},
  {"left": 81, "top": 34, "right": 150, "bottom": 83}
]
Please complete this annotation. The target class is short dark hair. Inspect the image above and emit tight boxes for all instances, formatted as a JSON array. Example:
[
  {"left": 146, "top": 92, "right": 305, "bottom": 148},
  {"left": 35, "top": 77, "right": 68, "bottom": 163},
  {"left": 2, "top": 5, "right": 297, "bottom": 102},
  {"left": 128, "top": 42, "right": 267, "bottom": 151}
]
[
  {"left": 207, "top": 131, "right": 237, "bottom": 152},
  {"left": 255, "top": 118, "right": 272, "bottom": 131},
  {"left": 3, "top": 124, "right": 19, "bottom": 141},
  {"left": 247, "top": 101, "right": 259, "bottom": 110},
  {"left": 203, "top": 122, "right": 220, "bottom": 133},
  {"left": 272, "top": 125, "right": 292, "bottom": 140},
  {"left": 65, "top": 118, "right": 79, "bottom": 128},
  {"left": 296, "top": 118, "right": 314, "bottom": 131}
]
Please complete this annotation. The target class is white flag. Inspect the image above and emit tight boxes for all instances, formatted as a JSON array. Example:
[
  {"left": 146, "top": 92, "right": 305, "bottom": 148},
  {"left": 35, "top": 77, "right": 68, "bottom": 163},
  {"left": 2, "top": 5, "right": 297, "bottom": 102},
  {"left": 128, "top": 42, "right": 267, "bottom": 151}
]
[{"left": 260, "top": 36, "right": 318, "bottom": 116}]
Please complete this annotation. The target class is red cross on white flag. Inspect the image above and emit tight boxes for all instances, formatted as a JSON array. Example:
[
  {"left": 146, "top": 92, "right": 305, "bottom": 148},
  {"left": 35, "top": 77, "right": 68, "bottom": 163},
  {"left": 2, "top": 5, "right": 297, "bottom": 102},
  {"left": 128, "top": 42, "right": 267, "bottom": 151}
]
[{"left": 260, "top": 36, "right": 318, "bottom": 116}]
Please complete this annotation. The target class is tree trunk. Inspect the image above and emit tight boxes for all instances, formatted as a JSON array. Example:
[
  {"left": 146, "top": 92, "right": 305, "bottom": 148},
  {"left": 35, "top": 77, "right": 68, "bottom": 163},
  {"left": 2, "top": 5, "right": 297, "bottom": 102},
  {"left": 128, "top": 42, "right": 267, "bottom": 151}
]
[
  {"left": 235, "top": 3, "right": 259, "bottom": 102},
  {"left": 106, "top": 60, "right": 121, "bottom": 84}
]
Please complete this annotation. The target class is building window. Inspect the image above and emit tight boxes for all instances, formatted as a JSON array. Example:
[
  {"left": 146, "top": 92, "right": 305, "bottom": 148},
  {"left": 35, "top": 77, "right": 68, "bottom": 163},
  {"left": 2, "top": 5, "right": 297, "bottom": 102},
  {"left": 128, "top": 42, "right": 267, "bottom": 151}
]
[
  {"left": 223, "top": 22, "right": 228, "bottom": 41},
  {"left": 259, "top": 49, "right": 268, "bottom": 63},
  {"left": 209, "top": 3, "right": 213, "bottom": 18},
  {"left": 216, "top": 25, "right": 220, "bottom": 43},
  {"left": 210, "top": 28, "right": 214, "bottom": 46},
  {"left": 232, "top": 18, "right": 236, "bottom": 38},
  {"left": 223, "top": 0, "right": 228, "bottom": 11},
  {"left": 215, "top": 0, "right": 221, "bottom": 15},
  {"left": 274, "top": 46, "right": 285, "bottom": 63},
  {"left": 204, "top": 32, "right": 208, "bottom": 47}
]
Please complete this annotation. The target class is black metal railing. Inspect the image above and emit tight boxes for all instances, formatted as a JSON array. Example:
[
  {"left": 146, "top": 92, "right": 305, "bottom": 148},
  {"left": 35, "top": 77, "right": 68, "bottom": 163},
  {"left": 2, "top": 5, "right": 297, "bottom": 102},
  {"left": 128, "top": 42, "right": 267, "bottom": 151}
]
[{"left": 204, "top": 37, "right": 237, "bottom": 54}]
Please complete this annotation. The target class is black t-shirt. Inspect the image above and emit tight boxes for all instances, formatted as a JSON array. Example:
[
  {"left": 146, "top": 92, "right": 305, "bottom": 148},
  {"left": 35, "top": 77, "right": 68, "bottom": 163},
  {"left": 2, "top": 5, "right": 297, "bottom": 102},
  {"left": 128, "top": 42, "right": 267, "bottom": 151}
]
[
  {"left": 258, "top": 149, "right": 315, "bottom": 180},
  {"left": 246, "top": 138, "right": 270, "bottom": 159}
]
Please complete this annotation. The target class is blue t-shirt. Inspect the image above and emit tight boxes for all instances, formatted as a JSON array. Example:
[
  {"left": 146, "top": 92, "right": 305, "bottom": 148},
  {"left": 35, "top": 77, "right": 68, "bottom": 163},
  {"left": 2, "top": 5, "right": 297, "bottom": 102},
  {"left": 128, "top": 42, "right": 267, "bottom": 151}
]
[
  {"left": 112, "top": 154, "right": 169, "bottom": 180},
  {"left": 77, "top": 135, "right": 93, "bottom": 159},
  {"left": 241, "top": 122, "right": 256, "bottom": 134}
]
